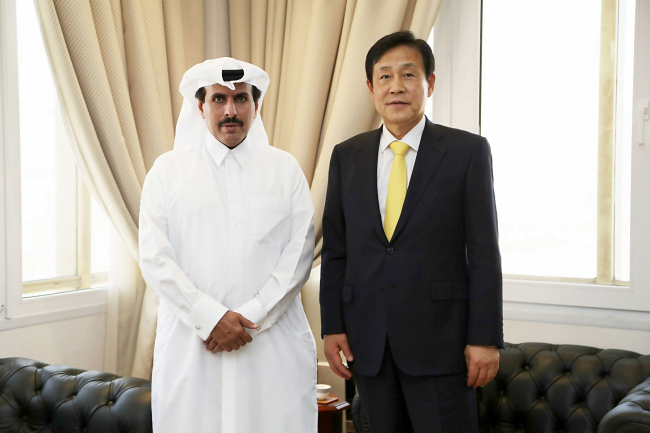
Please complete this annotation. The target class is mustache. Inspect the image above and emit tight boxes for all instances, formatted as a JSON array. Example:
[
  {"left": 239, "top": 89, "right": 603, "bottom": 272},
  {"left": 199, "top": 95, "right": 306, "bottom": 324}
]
[{"left": 218, "top": 117, "right": 244, "bottom": 128}]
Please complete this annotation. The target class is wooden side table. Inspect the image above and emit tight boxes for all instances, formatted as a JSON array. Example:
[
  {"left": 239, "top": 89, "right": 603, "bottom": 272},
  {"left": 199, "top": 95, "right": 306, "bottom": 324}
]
[{"left": 318, "top": 392, "right": 350, "bottom": 433}]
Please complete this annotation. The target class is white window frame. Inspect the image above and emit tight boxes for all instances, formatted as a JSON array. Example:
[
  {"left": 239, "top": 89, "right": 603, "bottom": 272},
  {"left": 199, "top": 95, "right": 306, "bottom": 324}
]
[
  {"left": 0, "top": 0, "right": 106, "bottom": 331},
  {"left": 432, "top": 0, "right": 650, "bottom": 329}
]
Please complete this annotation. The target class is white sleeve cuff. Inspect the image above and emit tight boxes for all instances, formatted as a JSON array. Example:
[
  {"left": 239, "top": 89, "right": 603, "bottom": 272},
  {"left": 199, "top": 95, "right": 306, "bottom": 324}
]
[
  {"left": 234, "top": 296, "right": 269, "bottom": 335},
  {"left": 187, "top": 293, "right": 229, "bottom": 340}
]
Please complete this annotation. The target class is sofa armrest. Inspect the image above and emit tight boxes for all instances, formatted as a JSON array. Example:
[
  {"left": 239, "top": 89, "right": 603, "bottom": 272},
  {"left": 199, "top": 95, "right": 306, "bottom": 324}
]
[{"left": 598, "top": 377, "right": 650, "bottom": 433}]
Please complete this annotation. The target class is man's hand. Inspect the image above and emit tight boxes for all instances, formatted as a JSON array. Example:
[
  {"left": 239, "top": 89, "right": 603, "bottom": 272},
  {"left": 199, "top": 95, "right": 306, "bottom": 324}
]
[
  {"left": 203, "top": 311, "right": 259, "bottom": 354},
  {"left": 324, "top": 334, "right": 354, "bottom": 380},
  {"left": 203, "top": 337, "right": 226, "bottom": 353},
  {"left": 465, "top": 345, "right": 500, "bottom": 388}
]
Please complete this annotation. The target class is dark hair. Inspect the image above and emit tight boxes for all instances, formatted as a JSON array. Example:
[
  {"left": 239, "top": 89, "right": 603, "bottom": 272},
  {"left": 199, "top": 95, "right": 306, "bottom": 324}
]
[
  {"left": 195, "top": 85, "right": 262, "bottom": 104},
  {"left": 365, "top": 31, "right": 435, "bottom": 85}
]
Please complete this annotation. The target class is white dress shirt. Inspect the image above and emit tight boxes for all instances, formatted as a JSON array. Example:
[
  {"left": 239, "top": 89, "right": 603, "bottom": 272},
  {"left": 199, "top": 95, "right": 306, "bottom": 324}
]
[{"left": 377, "top": 115, "right": 427, "bottom": 223}]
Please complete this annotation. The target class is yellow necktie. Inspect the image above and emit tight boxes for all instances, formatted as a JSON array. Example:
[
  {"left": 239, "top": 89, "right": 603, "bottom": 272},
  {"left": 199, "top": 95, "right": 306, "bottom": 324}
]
[{"left": 384, "top": 141, "right": 410, "bottom": 241}]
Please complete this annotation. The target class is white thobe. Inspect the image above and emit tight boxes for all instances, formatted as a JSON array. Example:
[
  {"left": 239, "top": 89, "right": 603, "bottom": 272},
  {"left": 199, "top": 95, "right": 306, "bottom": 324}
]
[{"left": 139, "top": 132, "right": 317, "bottom": 433}]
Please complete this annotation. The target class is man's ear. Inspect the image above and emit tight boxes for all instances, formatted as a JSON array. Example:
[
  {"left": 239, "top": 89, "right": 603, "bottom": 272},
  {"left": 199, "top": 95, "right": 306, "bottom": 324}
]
[
  {"left": 366, "top": 79, "right": 374, "bottom": 96},
  {"left": 197, "top": 99, "right": 205, "bottom": 119},
  {"left": 254, "top": 101, "right": 259, "bottom": 118},
  {"left": 427, "top": 73, "right": 436, "bottom": 98}
]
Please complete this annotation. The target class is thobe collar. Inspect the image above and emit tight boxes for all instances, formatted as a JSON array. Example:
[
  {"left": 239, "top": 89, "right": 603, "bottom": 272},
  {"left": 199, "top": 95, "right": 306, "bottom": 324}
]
[
  {"left": 379, "top": 115, "right": 426, "bottom": 155},
  {"left": 205, "top": 130, "right": 252, "bottom": 169}
]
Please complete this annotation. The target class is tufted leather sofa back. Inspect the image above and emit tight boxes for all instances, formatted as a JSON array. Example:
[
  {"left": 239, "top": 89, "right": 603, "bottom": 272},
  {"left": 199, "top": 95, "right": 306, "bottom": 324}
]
[
  {"left": 0, "top": 358, "right": 152, "bottom": 433},
  {"left": 476, "top": 343, "right": 650, "bottom": 432}
]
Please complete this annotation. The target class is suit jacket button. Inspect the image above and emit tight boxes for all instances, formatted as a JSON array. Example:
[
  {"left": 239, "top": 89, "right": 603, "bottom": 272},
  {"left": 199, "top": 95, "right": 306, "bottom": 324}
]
[{"left": 387, "top": 247, "right": 394, "bottom": 254}]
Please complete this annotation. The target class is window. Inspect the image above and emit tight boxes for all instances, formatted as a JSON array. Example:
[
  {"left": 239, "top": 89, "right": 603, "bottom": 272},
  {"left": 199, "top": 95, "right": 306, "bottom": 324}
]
[
  {"left": 429, "top": 0, "right": 650, "bottom": 314},
  {"left": 481, "top": 0, "right": 634, "bottom": 285},
  {"left": 15, "top": 0, "right": 110, "bottom": 297}
]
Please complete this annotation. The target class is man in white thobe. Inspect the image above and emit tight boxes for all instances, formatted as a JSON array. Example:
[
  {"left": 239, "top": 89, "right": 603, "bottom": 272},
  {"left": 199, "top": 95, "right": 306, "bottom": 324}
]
[{"left": 139, "top": 58, "right": 317, "bottom": 433}]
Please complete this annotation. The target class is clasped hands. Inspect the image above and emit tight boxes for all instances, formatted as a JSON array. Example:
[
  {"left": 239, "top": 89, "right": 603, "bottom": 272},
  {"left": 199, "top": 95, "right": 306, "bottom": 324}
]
[
  {"left": 324, "top": 333, "right": 500, "bottom": 388},
  {"left": 203, "top": 311, "right": 259, "bottom": 354}
]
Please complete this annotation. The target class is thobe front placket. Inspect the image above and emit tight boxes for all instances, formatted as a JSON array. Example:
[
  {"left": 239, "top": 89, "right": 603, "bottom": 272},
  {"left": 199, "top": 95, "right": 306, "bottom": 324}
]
[
  {"left": 223, "top": 151, "right": 244, "bottom": 432},
  {"left": 225, "top": 151, "right": 245, "bottom": 308}
]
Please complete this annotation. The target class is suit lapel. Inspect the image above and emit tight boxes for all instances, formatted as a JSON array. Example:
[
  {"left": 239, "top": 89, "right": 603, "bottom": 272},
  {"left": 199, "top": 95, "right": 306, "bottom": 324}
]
[
  {"left": 391, "top": 120, "right": 447, "bottom": 242},
  {"left": 359, "top": 128, "right": 389, "bottom": 245}
]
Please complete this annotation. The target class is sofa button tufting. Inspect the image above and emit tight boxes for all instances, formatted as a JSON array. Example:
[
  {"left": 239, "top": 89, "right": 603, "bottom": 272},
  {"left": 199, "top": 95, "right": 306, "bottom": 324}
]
[{"left": 524, "top": 365, "right": 530, "bottom": 370}]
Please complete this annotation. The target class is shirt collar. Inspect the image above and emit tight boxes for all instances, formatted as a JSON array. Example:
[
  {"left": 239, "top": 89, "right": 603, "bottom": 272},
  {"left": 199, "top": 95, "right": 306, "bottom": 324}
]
[
  {"left": 379, "top": 115, "right": 427, "bottom": 154},
  {"left": 205, "top": 131, "right": 252, "bottom": 169}
]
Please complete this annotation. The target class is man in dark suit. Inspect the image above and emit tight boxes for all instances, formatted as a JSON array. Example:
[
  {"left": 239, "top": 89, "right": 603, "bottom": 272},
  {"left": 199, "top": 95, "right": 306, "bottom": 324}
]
[{"left": 320, "top": 31, "right": 503, "bottom": 432}]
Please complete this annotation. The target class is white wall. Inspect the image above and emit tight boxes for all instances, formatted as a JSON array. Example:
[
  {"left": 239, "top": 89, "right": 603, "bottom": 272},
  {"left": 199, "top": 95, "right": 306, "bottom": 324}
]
[
  {"left": 505, "top": 320, "right": 650, "bottom": 354},
  {"left": 0, "top": 314, "right": 106, "bottom": 371}
]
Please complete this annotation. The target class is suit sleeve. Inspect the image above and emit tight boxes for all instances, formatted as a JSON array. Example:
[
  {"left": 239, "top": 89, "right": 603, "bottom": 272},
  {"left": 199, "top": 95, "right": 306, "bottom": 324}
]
[
  {"left": 234, "top": 158, "right": 315, "bottom": 337},
  {"left": 320, "top": 145, "right": 347, "bottom": 337},
  {"left": 464, "top": 137, "right": 504, "bottom": 348},
  {"left": 139, "top": 162, "right": 229, "bottom": 341}
]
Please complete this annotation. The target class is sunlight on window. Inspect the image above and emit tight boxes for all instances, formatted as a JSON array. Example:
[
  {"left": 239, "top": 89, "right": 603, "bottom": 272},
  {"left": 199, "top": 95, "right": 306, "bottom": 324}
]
[
  {"left": 482, "top": 0, "right": 600, "bottom": 279},
  {"left": 481, "top": 0, "right": 632, "bottom": 281},
  {"left": 18, "top": 0, "right": 67, "bottom": 282},
  {"left": 17, "top": 0, "right": 110, "bottom": 290}
]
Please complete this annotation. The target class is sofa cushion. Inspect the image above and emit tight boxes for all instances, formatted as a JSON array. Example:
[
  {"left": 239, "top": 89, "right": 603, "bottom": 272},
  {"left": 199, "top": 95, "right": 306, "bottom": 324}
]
[
  {"left": 0, "top": 358, "right": 151, "bottom": 433},
  {"left": 477, "top": 343, "right": 650, "bottom": 432}
]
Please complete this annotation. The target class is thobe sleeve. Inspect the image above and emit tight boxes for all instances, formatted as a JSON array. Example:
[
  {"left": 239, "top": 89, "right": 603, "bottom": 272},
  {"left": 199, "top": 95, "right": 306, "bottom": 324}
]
[
  {"left": 139, "top": 162, "right": 229, "bottom": 341},
  {"left": 234, "top": 158, "right": 315, "bottom": 336}
]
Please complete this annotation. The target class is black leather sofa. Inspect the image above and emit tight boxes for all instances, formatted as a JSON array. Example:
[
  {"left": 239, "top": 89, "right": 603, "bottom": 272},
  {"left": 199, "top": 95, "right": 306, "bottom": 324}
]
[
  {"left": 352, "top": 343, "right": 650, "bottom": 432},
  {"left": 0, "top": 357, "right": 152, "bottom": 433}
]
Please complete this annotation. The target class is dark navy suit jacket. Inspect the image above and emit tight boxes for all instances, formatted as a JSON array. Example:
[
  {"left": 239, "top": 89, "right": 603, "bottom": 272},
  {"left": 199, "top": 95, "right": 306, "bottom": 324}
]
[{"left": 320, "top": 119, "right": 504, "bottom": 377}]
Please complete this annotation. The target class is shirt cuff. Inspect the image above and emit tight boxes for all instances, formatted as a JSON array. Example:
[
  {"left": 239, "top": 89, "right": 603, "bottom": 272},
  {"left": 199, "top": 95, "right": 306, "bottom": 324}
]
[
  {"left": 187, "top": 293, "right": 229, "bottom": 340},
  {"left": 234, "top": 296, "right": 269, "bottom": 335}
]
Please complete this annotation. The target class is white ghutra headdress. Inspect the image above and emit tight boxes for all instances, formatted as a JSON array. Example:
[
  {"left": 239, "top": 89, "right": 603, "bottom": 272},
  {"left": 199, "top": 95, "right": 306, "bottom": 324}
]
[{"left": 174, "top": 57, "right": 271, "bottom": 149}]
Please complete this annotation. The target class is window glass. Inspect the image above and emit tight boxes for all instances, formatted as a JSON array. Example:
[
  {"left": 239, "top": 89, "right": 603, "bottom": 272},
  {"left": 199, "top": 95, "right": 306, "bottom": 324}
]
[
  {"left": 481, "top": 0, "right": 632, "bottom": 281},
  {"left": 18, "top": 0, "right": 73, "bottom": 282},
  {"left": 17, "top": 0, "right": 110, "bottom": 291}
]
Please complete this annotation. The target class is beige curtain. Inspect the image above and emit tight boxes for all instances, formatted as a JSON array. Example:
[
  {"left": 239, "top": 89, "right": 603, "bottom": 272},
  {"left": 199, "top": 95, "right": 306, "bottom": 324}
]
[
  {"left": 229, "top": 0, "right": 443, "bottom": 263},
  {"left": 35, "top": 0, "right": 204, "bottom": 378}
]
